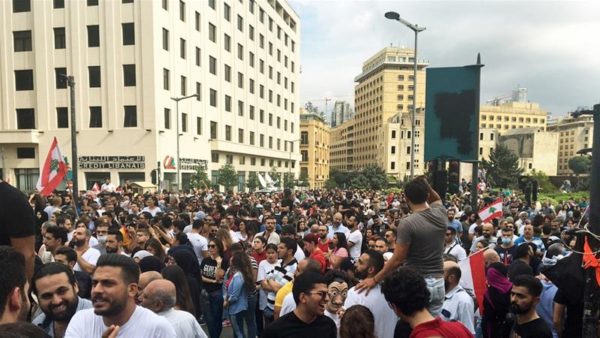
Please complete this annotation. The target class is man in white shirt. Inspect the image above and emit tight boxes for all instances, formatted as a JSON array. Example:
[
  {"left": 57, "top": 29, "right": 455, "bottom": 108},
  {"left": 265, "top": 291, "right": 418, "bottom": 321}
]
[
  {"left": 100, "top": 178, "right": 116, "bottom": 193},
  {"left": 141, "top": 279, "right": 207, "bottom": 338},
  {"left": 187, "top": 220, "right": 209, "bottom": 264},
  {"left": 255, "top": 216, "right": 280, "bottom": 245},
  {"left": 346, "top": 215, "right": 363, "bottom": 261},
  {"left": 444, "top": 227, "right": 467, "bottom": 262},
  {"left": 344, "top": 250, "right": 398, "bottom": 338},
  {"left": 328, "top": 213, "right": 350, "bottom": 239},
  {"left": 71, "top": 227, "right": 101, "bottom": 274},
  {"left": 65, "top": 254, "right": 176, "bottom": 338},
  {"left": 440, "top": 261, "right": 475, "bottom": 335}
]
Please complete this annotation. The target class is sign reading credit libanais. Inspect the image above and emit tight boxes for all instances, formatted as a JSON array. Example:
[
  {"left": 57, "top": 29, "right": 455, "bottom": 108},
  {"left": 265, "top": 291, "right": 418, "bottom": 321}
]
[{"left": 78, "top": 156, "right": 145, "bottom": 169}]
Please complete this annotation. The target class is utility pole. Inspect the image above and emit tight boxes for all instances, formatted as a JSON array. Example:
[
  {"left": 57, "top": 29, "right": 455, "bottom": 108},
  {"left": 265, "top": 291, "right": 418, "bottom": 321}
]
[
  {"left": 573, "top": 104, "right": 600, "bottom": 337},
  {"left": 66, "top": 76, "right": 78, "bottom": 214}
]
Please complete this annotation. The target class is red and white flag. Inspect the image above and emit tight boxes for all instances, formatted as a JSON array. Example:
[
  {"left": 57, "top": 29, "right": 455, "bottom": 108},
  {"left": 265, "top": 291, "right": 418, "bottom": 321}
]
[
  {"left": 458, "top": 249, "right": 487, "bottom": 314},
  {"left": 91, "top": 182, "right": 100, "bottom": 192},
  {"left": 478, "top": 197, "right": 503, "bottom": 223},
  {"left": 36, "top": 137, "right": 68, "bottom": 196}
]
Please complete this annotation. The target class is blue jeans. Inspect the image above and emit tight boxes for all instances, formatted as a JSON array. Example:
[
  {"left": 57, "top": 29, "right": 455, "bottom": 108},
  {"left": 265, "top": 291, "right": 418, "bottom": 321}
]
[
  {"left": 230, "top": 311, "right": 247, "bottom": 338},
  {"left": 425, "top": 277, "right": 445, "bottom": 317},
  {"left": 244, "top": 293, "right": 257, "bottom": 338},
  {"left": 206, "top": 289, "right": 224, "bottom": 338}
]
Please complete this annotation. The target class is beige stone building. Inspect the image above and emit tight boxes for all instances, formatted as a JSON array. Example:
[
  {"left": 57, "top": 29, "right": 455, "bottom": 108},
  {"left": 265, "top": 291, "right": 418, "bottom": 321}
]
[
  {"left": 353, "top": 46, "right": 427, "bottom": 178},
  {"left": 547, "top": 113, "right": 594, "bottom": 175},
  {"left": 299, "top": 111, "right": 329, "bottom": 188},
  {"left": 498, "top": 128, "right": 558, "bottom": 175},
  {"left": 329, "top": 118, "right": 354, "bottom": 172},
  {"left": 0, "top": 0, "right": 300, "bottom": 192}
]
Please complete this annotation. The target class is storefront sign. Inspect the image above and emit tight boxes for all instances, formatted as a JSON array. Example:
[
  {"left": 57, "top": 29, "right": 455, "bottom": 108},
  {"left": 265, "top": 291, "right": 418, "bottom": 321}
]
[
  {"left": 180, "top": 158, "right": 207, "bottom": 171},
  {"left": 79, "top": 156, "right": 145, "bottom": 169}
]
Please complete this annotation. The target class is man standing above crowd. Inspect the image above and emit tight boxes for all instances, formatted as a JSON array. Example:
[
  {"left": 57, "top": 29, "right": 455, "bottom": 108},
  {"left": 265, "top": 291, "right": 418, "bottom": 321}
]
[
  {"left": 346, "top": 215, "right": 363, "bottom": 261},
  {"left": 32, "top": 263, "right": 92, "bottom": 337},
  {"left": 357, "top": 177, "right": 447, "bottom": 316},
  {"left": 65, "top": 254, "right": 175, "bottom": 337}
]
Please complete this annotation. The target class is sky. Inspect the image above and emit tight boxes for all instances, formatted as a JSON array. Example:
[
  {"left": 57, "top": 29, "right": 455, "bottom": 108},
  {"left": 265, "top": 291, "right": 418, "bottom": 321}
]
[{"left": 289, "top": 0, "right": 600, "bottom": 119}]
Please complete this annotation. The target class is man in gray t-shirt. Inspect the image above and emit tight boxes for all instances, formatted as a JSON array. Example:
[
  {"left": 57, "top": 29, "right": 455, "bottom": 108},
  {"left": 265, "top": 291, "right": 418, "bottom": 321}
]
[{"left": 356, "top": 177, "right": 447, "bottom": 316}]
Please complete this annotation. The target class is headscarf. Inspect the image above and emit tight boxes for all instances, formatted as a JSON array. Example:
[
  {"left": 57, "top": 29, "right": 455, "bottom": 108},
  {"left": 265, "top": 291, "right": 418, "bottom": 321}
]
[
  {"left": 138, "top": 256, "right": 164, "bottom": 273},
  {"left": 484, "top": 262, "right": 512, "bottom": 308},
  {"left": 168, "top": 245, "right": 200, "bottom": 277}
]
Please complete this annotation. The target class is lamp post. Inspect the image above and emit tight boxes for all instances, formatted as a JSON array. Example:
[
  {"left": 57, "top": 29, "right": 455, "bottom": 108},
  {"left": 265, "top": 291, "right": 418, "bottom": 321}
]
[
  {"left": 58, "top": 74, "right": 79, "bottom": 214},
  {"left": 385, "top": 11, "right": 425, "bottom": 180},
  {"left": 170, "top": 94, "right": 198, "bottom": 191}
]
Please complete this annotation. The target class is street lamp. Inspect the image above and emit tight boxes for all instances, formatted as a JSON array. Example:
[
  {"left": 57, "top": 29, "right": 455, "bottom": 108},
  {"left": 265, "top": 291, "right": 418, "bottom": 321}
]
[
  {"left": 58, "top": 74, "right": 79, "bottom": 215},
  {"left": 385, "top": 11, "right": 425, "bottom": 180},
  {"left": 170, "top": 94, "right": 198, "bottom": 191}
]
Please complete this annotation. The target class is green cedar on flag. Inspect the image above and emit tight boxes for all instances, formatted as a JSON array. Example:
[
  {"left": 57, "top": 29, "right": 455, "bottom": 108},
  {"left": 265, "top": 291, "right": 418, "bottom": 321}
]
[{"left": 478, "top": 198, "right": 503, "bottom": 223}]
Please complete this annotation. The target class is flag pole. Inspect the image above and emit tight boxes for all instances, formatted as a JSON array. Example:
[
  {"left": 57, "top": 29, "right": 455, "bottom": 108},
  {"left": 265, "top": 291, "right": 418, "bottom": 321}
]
[{"left": 67, "top": 76, "right": 79, "bottom": 216}]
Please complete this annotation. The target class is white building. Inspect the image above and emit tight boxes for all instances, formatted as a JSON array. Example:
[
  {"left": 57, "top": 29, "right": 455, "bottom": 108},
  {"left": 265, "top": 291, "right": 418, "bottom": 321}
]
[{"left": 0, "top": 0, "right": 300, "bottom": 192}]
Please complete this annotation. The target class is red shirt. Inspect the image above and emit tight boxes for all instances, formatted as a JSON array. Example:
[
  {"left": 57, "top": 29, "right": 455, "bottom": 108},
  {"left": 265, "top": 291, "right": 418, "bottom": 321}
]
[
  {"left": 410, "top": 317, "right": 473, "bottom": 338},
  {"left": 317, "top": 239, "right": 331, "bottom": 253},
  {"left": 252, "top": 251, "right": 267, "bottom": 264},
  {"left": 310, "top": 248, "right": 327, "bottom": 273}
]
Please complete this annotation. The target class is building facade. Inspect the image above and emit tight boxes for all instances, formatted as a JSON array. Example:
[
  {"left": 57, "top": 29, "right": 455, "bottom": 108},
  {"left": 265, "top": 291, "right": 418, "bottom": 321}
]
[
  {"left": 0, "top": 0, "right": 300, "bottom": 192},
  {"left": 353, "top": 46, "right": 427, "bottom": 178},
  {"left": 547, "top": 113, "right": 594, "bottom": 175},
  {"left": 329, "top": 118, "right": 354, "bottom": 172},
  {"left": 330, "top": 100, "right": 353, "bottom": 128},
  {"left": 498, "top": 128, "right": 559, "bottom": 176},
  {"left": 299, "top": 111, "right": 329, "bottom": 188}
]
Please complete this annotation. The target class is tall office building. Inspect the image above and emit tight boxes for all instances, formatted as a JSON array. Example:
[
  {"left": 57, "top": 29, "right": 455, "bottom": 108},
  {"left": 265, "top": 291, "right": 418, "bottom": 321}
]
[
  {"left": 0, "top": 0, "right": 300, "bottom": 192},
  {"left": 548, "top": 113, "right": 594, "bottom": 175},
  {"left": 330, "top": 100, "right": 353, "bottom": 127},
  {"left": 353, "top": 46, "right": 427, "bottom": 178}
]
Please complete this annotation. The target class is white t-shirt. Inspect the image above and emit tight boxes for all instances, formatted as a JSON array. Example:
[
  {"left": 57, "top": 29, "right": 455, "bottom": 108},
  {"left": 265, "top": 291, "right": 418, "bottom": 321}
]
[
  {"left": 187, "top": 233, "right": 208, "bottom": 264},
  {"left": 257, "top": 260, "right": 278, "bottom": 310},
  {"left": 347, "top": 229, "right": 363, "bottom": 259},
  {"left": 65, "top": 306, "right": 176, "bottom": 338},
  {"left": 294, "top": 244, "right": 306, "bottom": 262},
  {"left": 279, "top": 292, "right": 296, "bottom": 317},
  {"left": 344, "top": 285, "right": 398, "bottom": 338},
  {"left": 74, "top": 247, "right": 101, "bottom": 272},
  {"left": 141, "top": 206, "right": 160, "bottom": 217}
]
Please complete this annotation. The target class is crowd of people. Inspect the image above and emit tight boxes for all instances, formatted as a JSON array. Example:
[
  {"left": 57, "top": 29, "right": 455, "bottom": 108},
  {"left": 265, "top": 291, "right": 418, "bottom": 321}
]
[{"left": 0, "top": 176, "right": 593, "bottom": 337}]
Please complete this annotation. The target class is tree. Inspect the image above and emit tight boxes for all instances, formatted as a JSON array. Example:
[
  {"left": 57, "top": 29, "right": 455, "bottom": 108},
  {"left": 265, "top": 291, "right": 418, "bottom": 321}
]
[
  {"left": 297, "top": 170, "right": 309, "bottom": 188},
  {"left": 217, "top": 163, "right": 237, "bottom": 193},
  {"left": 326, "top": 169, "right": 352, "bottom": 189},
  {"left": 283, "top": 172, "right": 295, "bottom": 189},
  {"left": 360, "top": 165, "right": 388, "bottom": 190},
  {"left": 304, "top": 101, "right": 319, "bottom": 114},
  {"left": 481, "top": 144, "right": 523, "bottom": 188},
  {"left": 568, "top": 156, "right": 592, "bottom": 176},
  {"left": 189, "top": 165, "right": 210, "bottom": 190},
  {"left": 530, "top": 169, "right": 558, "bottom": 193},
  {"left": 247, "top": 172, "right": 260, "bottom": 192}
]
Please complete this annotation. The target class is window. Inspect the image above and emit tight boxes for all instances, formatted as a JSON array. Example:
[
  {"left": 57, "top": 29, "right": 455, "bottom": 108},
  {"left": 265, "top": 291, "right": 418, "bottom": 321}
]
[
  {"left": 225, "top": 125, "right": 232, "bottom": 141},
  {"left": 89, "top": 106, "right": 102, "bottom": 128},
  {"left": 13, "top": 31, "right": 32, "bottom": 52},
  {"left": 16, "top": 109, "right": 35, "bottom": 129},
  {"left": 237, "top": 72, "right": 244, "bottom": 88},
  {"left": 237, "top": 15, "right": 244, "bottom": 31},
  {"left": 249, "top": 52, "right": 255, "bottom": 67},
  {"left": 54, "top": 27, "right": 66, "bottom": 49},
  {"left": 87, "top": 0, "right": 98, "bottom": 5},
  {"left": 259, "top": 85, "right": 264, "bottom": 98},
  {"left": 210, "top": 89, "right": 217, "bottom": 107},
  {"left": 122, "top": 23, "right": 135, "bottom": 45},
  {"left": 269, "top": 136, "right": 273, "bottom": 148},
  {"left": 87, "top": 25, "right": 100, "bottom": 47},
  {"left": 56, "top": 107, "right": 68, "bottom": 128},
  {"left": 124, "top": 105, "right": 137, "bottom": 127},
  {"left": 209, "top": 56, "right": 217, "bottom": 75},
  {"left": 301, "top": 151, "right": 308, "bottom": 162},
  {"left": 13, "top": 0, "right": 30, "bottom": 12},
  {"left": 391, "top": 146, "right": 396, "bottom": 154},
  {"left": 249, "top": 25, "right": 254, "bottom": 40},
  {"left": 268, "top": 113, "right": 273, "bottom": 126},
  {"left": 15, "top": 70, "right": 33, "bottom": 91},
  {"left": 195, "top": 47, "right": 201, "bottom": 66},
  {"left": 55, "top": 68, "right": 67, "bottom": 89},
  {"left": 237, "top": 43, "right": 243, "bottom": 60},
  {"left": 122, "top": 64, "right": 136, "bottom": 86},
  {"left": 224, "top": 64, "right": 231, "bottom": 82},
  {"left": 300, "top": 131, "right": 308, "bottom": 144},
  {"left": 249, "top": 78, "right": 255, "bottom": 93},
  {"left": 259, "top": 8, "right": 265, "bottom": 22},
  {"left": 196, "top": 117, "right": 202, "bottom": 135},
  {"left": 259, "top": 34, "right": 264, "bottom": 48},
  {"left": 163, "top": 68, "right": 169, "bottom": 90},
  {"left": 180, "top": 38, "right": 186, "bottom": 59},
  {"left": 164, "top": 108, "right": 171, "bottom": 129},
  {"left": 162, "top": 28, "right": 169, "bottom": 50},
  {"left": 17, "top": 148, "right": 35, "bottom": 159},
  {"left": 179, "top": 0, "right": 185, "bottom": 21},
  {"left": 260, "top": 59, "right": 264, "bottom": 73},
  {"left": 181, "top": 113, "right": 188, "bottom": 132},
  {"left": 162, "top": 0, "right": 167, "bottom": 10},
  {"left": 249, "top": 0, "right": 254, "bottom": 13},
  {"left": 249, "top": 105, "right": 255, "bottom": 119},
  {"left": 250, "top": 131, "right": 255, "bottom": 145},
  {"left": 208, "top": 0, "right": 215, "bottom": 9},
  {"left": 209, "top": 23, "right": 216, "bottom": 42},
  {"left": 195, "top": 82, "right": 201, "bottom": 101},
  {"left": 211, "top": 152, "right": 219, "bottom": 163},
  {"left": 122, "top": 0, "right": 133, "bottom": 3},
  {"left": 259, "top": 110, "right": 264, "bottom": 123},
  {"left": 225, "top": 95, "right": 231, "bottom": 112},
  {"left": 180, "top": 76, "right": 186, "bottom": 95},
  {"left": 210, "top": 121, "right": 217, "bottom": 139},
  {"left": 259, "top": 134, "right": 264, "bottom": 146},
  {"left": 238, "top": 128, "right": 244, "bottom": 143},
  {"left": 276, "top": 117, "right": 280, "bottom": 128},
  {"left": 238, "top": 100, "right": 244, "bottom": 116},
  {"left": 224, "top": 34, "right": 231, "bottom": 52},
  {"left": 195, "top": 11, "right": 200, "bottom": 31},
  {"left": 88, "top": 66, "right": 101, "bottom": 87},
  {"left": 224, "top": 3, "right": 231, "bottom": 21}
]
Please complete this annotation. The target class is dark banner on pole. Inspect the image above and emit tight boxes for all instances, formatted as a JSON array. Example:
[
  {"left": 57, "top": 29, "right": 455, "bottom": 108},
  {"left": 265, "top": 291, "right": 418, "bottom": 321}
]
[{"left": 424, "top": 64, "right": 482, "bottom": 161}]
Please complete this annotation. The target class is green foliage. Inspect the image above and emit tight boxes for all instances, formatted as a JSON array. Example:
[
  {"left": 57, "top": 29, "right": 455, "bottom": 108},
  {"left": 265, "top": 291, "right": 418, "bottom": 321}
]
[
  {"left": 297, "top": 170, "right": 309, "bottom": 187},
  {"left": 217, "top": 163, "right": 237, "bottom": 192},
  {"left": 481, "top": 144, "right": 523, "bottom": 188},
  {"left": 246, "top": 172, "right": 259, "bottom": 192},
  {"left": 326, "top": 165, "right": 388, "bottom": 190},
  {"left": 568, "top": 156, "right": 591, "bottom": 176},
  {"left": 538, "top": 191, "right": 590, "bottom": 206},
  {"left": 529, "top": 169, "right": 558, "bottom": 193},
  {"left": 283, "top": 172, "right": 295, "bottom": 189},
  {"left": 189, "top": 166, "right": 210, "bottom": 190}
]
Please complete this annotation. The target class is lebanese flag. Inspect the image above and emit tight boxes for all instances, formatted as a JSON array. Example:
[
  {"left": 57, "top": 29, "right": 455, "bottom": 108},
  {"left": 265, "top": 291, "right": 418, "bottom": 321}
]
[
  {"left": 478, "top": 198, "right": 503, "bottom": 223},
  {"left": 36, "top": 137, "right": 68, "bottom": 196},
  {"left": 458, "top": 249, "right": 487, "bottom": 314},
  {"left": 91, "top": 182, "right": 100, "bottom": 192}
]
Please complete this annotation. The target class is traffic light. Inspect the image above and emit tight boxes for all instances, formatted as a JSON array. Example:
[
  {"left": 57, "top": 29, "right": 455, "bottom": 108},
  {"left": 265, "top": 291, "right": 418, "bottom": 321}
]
[{"left": 150, "top": 169, "right": 157, "bottom": 184}]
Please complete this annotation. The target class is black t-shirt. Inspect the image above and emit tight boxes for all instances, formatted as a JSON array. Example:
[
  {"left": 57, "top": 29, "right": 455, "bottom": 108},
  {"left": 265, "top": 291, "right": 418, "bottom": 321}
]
[
  {"left": 200, "top": 256, "right": 229, "bottom": 293},
  {"left": 262, "top": 311, "right": 337, "bottom": 338},
  {"left": 512, "top": 317, "right": 552, "bottom": 338},
  {"left": 495, "top": 245, "right": 518, "bottom": 265},
  {"left": 0, "top": 182, "right": 35, "bottom": 245},
  {"left": 554, "top": 288, "right": 583, "bottom": 337}
]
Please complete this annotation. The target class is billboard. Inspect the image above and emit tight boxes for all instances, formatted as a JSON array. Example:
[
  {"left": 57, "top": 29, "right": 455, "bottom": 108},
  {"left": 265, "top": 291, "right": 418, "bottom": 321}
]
[{"left": 424, "top": 64, "right": 482, "bottom": 161}]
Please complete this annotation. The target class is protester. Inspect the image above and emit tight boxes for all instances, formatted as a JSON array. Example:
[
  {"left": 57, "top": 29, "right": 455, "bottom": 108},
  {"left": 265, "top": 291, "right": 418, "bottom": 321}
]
[
  {"left": 0, "top": 246, "right": 29, "bottom": 324},
  {"left": 199, "top": 238, "right": 227, "bottom": 338},
  {"left": 441, "top": 260, "right": 475, "bottom": 334},
  {"left": 482, "top": 262, "right": 512, "bottom": 338},
  {"left": 510, "top": 275, "right": 553, "bottom": 337},
  {"left": 339, "top": 305, "right": 375, "bottom": 338}
]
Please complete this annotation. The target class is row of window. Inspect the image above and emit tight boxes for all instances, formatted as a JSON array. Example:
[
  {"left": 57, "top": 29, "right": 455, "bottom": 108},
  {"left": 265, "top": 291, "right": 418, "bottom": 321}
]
[
  {"left": 481, "top": 115, "right": 544, "bottom": 124},
  {"left": 14, "top": 106, "right": 138, "bottom": 130},
  {"left": 12, "top": 0, "right": 133, "bottom": 12},
  {"left": 211, "top": 152, "right": 296, "bottom": 170},
  {"left": 14, "top": 65, "right": 136, "bottom": 91}
]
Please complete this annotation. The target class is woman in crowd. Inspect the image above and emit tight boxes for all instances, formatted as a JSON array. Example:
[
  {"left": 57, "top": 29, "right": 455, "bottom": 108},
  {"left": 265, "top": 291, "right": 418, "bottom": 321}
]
[
  {"left": 168, "top": 244, "right": 202, "bottom": 318},
  {"left": 224, "top": 251, "right": 255, "bottom": 338},
  {"left": 145, "top": 237, "right": 166, "bottom": 263},
  {"left": 217, "top": 227, "right": 234, "bottom": 262},
  {"left": 329, "top": 232, "right": 349, "bottom": 269},
  {"left": 233, "top": 220, "right": 250, "bottom": 244},
  {"left": 340, "top": 305, "right": 376, "bottom": 338},
  {"left": 482, "top": 262, "right": 513, "bottom": 338},
  {"left": 256, "top": 243, "right": 279, "bottom": 333},
  {"left": 162, "top": 264, "right": 196, "bottom": 316},
  {"left": 200, "top": 238, "right": 228, "bottom": 338}
]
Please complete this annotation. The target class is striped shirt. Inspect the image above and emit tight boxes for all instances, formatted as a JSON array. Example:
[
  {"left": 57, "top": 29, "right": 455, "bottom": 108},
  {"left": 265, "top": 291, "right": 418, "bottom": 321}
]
[{"left": 265, "top": 258, "right": 297, "bottom": 310}]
